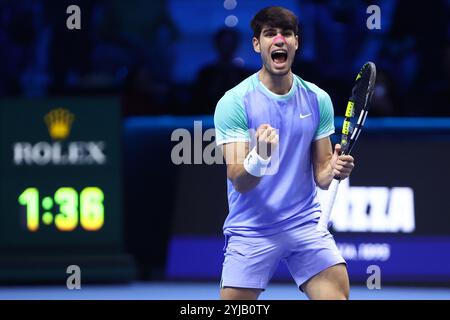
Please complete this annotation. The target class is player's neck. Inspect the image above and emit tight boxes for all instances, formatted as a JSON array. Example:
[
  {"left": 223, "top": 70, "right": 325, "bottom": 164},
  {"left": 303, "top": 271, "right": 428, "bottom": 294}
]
[{"left": 258, "top": 68, "right": 293, "bottom": 95}]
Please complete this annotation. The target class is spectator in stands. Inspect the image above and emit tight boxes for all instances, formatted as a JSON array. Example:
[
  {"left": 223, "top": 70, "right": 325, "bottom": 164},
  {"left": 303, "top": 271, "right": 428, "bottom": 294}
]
[{"left": 191, "top": 27, "right": 252, "bottom": 115}]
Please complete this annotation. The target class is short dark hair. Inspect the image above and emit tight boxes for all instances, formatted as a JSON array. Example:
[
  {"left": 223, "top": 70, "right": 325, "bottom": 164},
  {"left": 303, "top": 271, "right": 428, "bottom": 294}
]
[{"left": 250, "top": 6, "right": 299, "bottom": 39}]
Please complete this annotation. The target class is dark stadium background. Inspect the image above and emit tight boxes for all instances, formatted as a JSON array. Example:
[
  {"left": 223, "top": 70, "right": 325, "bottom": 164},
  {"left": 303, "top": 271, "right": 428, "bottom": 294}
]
[{"left": 0, "top": 0, "right": 449, "bottom": 297}]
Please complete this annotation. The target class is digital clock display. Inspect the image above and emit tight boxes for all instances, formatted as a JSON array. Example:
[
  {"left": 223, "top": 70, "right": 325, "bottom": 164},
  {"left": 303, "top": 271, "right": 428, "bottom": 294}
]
[
  {"left": 18, "top": 187, "right": 105, "bottom": 232},
  {"left": 0, "top": 98, "right": 124, "bottom": 253}
]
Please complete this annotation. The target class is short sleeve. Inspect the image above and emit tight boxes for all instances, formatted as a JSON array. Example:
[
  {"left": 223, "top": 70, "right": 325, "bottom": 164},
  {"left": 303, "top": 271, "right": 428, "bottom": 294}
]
[
  {"left": 314, "top": 90, "right": 335, "bottom": 141},
  {"left": 214, "top": 92, "right": 250, "bottom": 146}
]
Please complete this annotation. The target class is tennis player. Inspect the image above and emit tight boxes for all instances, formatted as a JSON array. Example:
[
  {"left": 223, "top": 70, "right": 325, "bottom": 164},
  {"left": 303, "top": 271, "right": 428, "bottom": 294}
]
[{"left": 214, "top": 6, "right": 355, "bottom": 300}]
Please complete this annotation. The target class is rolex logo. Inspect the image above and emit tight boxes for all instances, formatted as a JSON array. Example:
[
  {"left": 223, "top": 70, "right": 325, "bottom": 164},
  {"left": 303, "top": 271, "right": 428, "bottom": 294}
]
[{"left": 44, "top": 108, "right": 74, "bottom": 140}]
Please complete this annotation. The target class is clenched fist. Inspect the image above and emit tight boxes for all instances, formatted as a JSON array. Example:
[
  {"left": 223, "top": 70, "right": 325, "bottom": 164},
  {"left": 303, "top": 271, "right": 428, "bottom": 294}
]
[{"left": 255, "top": 124, "right": 279, "bottom": 159}]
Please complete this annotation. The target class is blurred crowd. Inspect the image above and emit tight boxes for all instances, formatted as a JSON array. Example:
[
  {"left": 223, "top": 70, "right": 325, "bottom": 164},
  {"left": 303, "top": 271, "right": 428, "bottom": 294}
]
[{"left": 0, "top": 0, "right": 448, "bottom": 116}]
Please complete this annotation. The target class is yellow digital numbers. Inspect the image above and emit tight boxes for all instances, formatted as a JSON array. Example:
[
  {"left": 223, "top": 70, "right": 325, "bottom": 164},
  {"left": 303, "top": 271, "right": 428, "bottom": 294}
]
[
  {"left": 18, "top": 187, "right": 105, "bottom": 232},
  {"left": 80, "top": 187, "right": 104, "bottom": 231},
  {"left": 18, "top": 188, "right": 39, "bottom": 232},
  {"left": 54, "top": 187, "right": 78, "bottom": 231}
]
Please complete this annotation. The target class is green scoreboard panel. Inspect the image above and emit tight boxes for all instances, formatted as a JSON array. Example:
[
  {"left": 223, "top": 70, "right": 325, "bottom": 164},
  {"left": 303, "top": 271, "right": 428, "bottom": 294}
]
[{"left": 0, "top": 98, "right": 135, "bottom": 283}]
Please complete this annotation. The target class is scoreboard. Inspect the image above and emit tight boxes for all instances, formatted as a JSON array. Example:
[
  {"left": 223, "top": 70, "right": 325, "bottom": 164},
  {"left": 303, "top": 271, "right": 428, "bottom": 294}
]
[{"left": 0, "top": 98, "right": 134, "bottom": 283}]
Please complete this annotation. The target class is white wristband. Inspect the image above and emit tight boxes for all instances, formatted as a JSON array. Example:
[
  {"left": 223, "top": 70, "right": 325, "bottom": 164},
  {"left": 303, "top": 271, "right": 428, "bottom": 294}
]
[{"left": 243, "top": 147, "right": 271, "bottom": 177}]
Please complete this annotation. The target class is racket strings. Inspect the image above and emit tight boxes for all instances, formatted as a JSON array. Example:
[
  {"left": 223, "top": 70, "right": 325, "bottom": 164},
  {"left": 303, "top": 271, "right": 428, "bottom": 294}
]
[
  {"left": 352, "top": 71, "right": 371, "bottom": 111},
  {"left": 341, "top": 63, "right": 376, "bottom": 155}
]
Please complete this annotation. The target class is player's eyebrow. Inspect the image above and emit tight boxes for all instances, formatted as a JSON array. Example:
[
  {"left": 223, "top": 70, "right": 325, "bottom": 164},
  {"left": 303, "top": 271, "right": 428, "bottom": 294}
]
[
  {"left": 262, "top": 28, "right": 278, "bottom": 34},
  {"left": 262, "top": 28, "right": 293, "bottom": 35}
]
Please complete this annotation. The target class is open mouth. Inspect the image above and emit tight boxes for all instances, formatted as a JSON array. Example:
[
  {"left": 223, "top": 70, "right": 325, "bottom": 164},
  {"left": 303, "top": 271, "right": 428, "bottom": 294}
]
[{"left": 271, "top": 50, "right": 288, "bottom": 64}]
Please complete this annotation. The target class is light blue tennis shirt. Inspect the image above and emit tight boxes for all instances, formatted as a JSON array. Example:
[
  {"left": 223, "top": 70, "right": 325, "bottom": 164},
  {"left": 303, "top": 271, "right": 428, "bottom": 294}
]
[{"left": 214, "top": 72, "right": 335, "bottom": 236}]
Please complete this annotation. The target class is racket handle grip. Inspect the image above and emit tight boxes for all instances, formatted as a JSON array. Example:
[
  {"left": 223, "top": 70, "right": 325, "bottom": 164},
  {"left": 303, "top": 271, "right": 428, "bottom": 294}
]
[{"left": 316, "top": 178, "right": 340, "bottom": 232}]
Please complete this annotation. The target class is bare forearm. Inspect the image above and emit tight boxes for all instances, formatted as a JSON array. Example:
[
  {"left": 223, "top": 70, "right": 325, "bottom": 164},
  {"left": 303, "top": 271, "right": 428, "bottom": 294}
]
[
  {"left": 315, "top": 162, "right": 334, "bottom": 190},
  {"left": 228, "top": 165, "right": 262, "bottom": 193},
  {"left": 223, "top": 125, "right": 278, "bottom": 193}
]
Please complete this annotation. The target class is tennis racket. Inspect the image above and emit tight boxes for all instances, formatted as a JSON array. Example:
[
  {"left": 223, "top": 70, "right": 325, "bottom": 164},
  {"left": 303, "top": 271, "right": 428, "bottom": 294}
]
[{"left": 317, "top": 61, "right": 377, "bottom": 232}]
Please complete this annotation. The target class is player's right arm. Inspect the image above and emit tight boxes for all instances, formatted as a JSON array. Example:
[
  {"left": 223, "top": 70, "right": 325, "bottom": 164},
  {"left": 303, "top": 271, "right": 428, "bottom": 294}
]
[
  {"left": 214, "top": 92, "right": 277, "bottom": 193},
  {"left": 222, "top": 142, "right": 257, "bottom": 193},
  {"left": 222, "top": 125, "right": 278, "bottom": 193}
]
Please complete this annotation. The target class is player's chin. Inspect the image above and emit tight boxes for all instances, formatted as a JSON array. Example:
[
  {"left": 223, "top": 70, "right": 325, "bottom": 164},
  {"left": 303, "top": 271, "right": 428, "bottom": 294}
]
[{"left": 268, "top": 60, "right": 292, "bottom": 76}]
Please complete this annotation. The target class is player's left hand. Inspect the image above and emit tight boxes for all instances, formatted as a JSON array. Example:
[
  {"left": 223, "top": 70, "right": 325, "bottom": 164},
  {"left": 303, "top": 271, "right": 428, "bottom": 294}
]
[{"left": 331, "top": 144, "right": 355, "bottom": 179}]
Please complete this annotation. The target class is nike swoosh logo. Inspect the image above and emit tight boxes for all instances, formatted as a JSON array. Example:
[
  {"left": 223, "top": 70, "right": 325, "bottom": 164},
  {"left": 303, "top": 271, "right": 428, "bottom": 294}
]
[{"left": 299, "top": 113, "right": 312, "bottom": 119}]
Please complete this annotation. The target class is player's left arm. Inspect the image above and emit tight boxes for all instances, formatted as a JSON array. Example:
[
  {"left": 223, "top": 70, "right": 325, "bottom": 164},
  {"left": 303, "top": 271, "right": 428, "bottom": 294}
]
[
  {"left": 312, "top": 137, "right": 355, "bottom": 190},
  {"left": 312, "top": 88, "right": 354, "bottom": 189}
]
